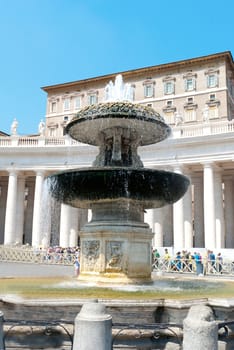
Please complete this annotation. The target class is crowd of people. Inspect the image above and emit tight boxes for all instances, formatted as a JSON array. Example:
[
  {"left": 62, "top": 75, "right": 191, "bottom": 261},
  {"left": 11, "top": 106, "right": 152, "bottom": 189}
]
[
  {"left": 35, "top": 244, "right": 226, "bottom": 278},
  {"left": 43, "top": 246, "right": 81, "bottom": 276},
  {"left": 152, "top": 248, "right": 224, "bottom": 275}
]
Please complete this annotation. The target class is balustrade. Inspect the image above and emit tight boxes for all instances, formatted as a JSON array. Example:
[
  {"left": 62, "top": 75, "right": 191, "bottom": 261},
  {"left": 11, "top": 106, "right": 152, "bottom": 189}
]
[
  {"left": 0, "top": 246, "right": 76, "bottom": 265},
  {"left": 0, "top": 119, "right": 233, "bottom": 148}
]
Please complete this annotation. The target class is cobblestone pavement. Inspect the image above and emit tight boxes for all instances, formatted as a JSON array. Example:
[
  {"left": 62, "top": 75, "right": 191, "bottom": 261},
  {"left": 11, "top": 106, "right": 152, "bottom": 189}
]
[{"left": 0, "top": 262, "right": 73, "bottom": 278}]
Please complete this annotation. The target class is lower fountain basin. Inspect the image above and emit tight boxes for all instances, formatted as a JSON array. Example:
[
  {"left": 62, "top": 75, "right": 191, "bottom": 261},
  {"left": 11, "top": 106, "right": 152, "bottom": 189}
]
[{"left": 48, "top": 167, "right": 190, "bottom": 209}]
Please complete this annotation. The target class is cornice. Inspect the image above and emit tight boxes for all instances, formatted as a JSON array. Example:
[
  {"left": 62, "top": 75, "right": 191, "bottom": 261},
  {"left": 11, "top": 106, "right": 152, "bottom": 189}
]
[{"left": 41, "top": 52, "right": 234, "bottom": 93}]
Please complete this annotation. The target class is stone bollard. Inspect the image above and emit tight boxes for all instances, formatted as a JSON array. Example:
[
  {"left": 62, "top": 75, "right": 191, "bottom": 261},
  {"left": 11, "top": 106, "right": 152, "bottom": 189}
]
[
  {"left": 73, "top": 302, "right": 112, "bottom": 350},
  {"left": 0, "top": 311, "right": 4, "bottom": 350},
  {"left": 183, "top": 304, "right": 218, "bottom": 350}
]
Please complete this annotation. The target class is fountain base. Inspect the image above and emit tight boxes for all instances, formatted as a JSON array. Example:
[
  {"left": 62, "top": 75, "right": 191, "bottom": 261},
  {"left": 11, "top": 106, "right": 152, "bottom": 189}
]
[{"left": 79, "top": 212, "right": 153, "bottom": 282}]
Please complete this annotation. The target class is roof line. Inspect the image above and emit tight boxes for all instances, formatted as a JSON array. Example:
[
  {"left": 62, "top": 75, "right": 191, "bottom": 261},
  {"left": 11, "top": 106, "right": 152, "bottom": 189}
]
[{"left": 41, "top": 51, "right": 234, "bottom": 92}]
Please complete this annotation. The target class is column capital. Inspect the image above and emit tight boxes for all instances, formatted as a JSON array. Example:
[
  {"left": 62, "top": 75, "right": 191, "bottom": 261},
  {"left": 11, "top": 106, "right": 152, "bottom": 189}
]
[
  {"left": 34, "top": 170, "right": 45, "bottom": 177},
  {"left": 202, "top": 162, "right": 222, "bottom": 172},
  {"left": 202, "top": 161, "right": 214, "bottom": 169},
  {"left": 6, "top": 169, "right": 19, "bottom": 176},
  {"left": 173, "top": 164, "right": 184, "bottom": 173}
]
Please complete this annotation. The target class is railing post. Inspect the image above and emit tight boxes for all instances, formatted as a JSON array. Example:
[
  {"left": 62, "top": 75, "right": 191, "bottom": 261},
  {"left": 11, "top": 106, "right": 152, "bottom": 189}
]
[
  {"left": 73, "top": 301, "right": 112, "bottom": 350},
  {"left": 183, "top": 304, "right": 218, "bottom": 350},
  {"left": 0, "top": 311, "right": 4, "bottom": 350}
]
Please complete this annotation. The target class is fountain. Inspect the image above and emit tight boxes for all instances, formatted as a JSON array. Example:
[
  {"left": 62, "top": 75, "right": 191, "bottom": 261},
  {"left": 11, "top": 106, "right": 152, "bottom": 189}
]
[{"left": 48, "top": 75, "right": 190, "bottom": 283}]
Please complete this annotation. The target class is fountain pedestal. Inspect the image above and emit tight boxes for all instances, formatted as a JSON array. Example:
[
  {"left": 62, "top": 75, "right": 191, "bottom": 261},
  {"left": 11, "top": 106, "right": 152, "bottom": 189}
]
[{"left": 79, "top": 201, "right": 153, "bottom": 283}]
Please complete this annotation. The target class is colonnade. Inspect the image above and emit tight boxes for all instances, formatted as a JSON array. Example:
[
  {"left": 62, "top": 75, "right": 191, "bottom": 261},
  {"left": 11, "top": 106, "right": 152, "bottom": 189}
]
[
  {"left": 0, "top": 171, "right": 88, "bottom": 248},
  {"left": 145, "top": 163, "right": 234, "bottom": 251},
  {"left": 0, "top": 163, "right": 234, "bottom": 250}
]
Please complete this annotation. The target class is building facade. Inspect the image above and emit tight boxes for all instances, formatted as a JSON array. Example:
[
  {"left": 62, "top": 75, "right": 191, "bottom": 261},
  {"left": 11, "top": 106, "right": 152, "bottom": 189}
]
[{"left": 0, "top": 51, "right": 234, "bottom": 251}]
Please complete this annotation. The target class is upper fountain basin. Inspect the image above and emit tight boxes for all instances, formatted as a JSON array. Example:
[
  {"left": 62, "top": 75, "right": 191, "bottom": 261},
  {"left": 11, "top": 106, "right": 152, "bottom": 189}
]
[
  {"left": 66, "top": 102, "right": 171, "bottom": 146},
  {"left": 47, "top": 167, "right": 190, "bottom": 209}
]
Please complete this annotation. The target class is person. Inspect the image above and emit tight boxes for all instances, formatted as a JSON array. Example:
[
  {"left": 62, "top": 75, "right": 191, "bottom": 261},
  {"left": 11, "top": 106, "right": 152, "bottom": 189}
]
[
  {"left": 202, "top": 250, "right": 208, "bottom": 275},
  {"left": 153, "top": 249, "right": 160, "bottom": 268},
  {"left": 208, "top": 250, "right": 216, "bottom": 273},
  {"left": 194, "top": 252, "right": 203, "bottom": 275},
  {"left": 175, "top": 252, "right": 182, "bottom": 271},
  {"left": 216, "top": 253, "right": 223, "bottom": 274},
  {"left": 163, "top": 248, "right": 171, "bottom": 271},
  {"left": 74, "top": 258, "right": 80, "bottom": 277}
]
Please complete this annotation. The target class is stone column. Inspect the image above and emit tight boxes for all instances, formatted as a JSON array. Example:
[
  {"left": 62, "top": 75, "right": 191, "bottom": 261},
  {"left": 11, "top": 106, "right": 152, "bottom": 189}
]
[
  {"left": 183, "top": 177, "right": 193, "bottom": 249},
  {"left": 203, "top": 163, "right": 216, "bottom": 249},
  {"left": 15, "top": 175, "right": 26, "bottom": 244},
  {"left": 0, "top": 178, "right": 8, "bottom": 244},
  {"left": 88, "top": 209, "right": 92, "bottom": 222},
  {"left": 163, "top": 205, "right": 173, "bottom": 247},
  {"left": 173, "top": 167, "right": 184, "bottom": 251},
  {"left": 60, "top": 203, "right": 79, "bottom": 247},
  {"left": 153, "top": 208, "right": 164, "bottom": 247},
  {"left": 32, "top": 171, "right": 45, "bottom": 247},
  {"left": 193, "top": 176, "right": 204, "bottom": 248},
  {"left": 214, "top": 171, "right": 225, "bottom": 248},
  {"left": 183, "top": 305, "right": 218, "bottom": 350},
  {"left": 4, "top": 171, "right": 18, "bottom": 244},
  {"left": 73, "top": 302, "right": 112, "bottom": 350},
  {"left": 223, "top": 177, "right": 234, "bottom": 248},
  {"left": 24, "top": 179, "right": 35, "bottom": 245}
]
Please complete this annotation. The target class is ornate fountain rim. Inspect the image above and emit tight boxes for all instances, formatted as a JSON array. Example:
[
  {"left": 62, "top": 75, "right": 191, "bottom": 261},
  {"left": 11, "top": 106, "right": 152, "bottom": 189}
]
[
  {"left": 65, "top": 101, "right": 171, "bottom": 146},
  {"left": 68, "top": 101, "right": 166, "bottom": 122}
]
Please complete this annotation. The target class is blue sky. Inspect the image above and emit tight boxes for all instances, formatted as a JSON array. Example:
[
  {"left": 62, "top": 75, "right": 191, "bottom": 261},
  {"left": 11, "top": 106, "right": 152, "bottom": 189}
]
[{"left": 0, "top": 0, "right": 233, "bottom": 135}]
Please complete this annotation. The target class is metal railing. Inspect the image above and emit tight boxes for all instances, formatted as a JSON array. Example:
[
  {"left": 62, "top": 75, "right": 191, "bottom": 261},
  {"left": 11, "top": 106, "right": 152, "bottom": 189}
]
[
  {"left": 2, "top": 318, "right": 234, "bottom": 349},
  {"left": 1, "top": 246, "right": 234, "bottom": 277},
  {"left": 152, "top": 257, "right": 234, "bottom": 276},
  {"left": 2, "top": 318, "right": 74, "bottom": 350},
  {"left": 0, "top": 246, "right": 76, "bottom": 266}
]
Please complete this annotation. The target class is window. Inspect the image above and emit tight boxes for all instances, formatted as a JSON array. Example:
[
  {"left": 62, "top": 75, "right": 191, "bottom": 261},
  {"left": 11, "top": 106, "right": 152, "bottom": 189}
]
[
  {"left": 209, "top": 94, "right": 216, "bottom": 101},
  {"left": 184, "top": 109, "right": 196, "bottom": 122},
  {"left": 207, "top": 74, "right": 218, "bottom": 88},
  {"left": 164, "top": 111, "right": 174, "bottom": 124},
  {"left": 187, "top": 97, "right": 194, "bottom": 104},
  {"left": 209, "top": 105, "right": 218, "bottom": 119},
  {"left": 144, "top": 84, "right": 154, "bottom": 98},
  {"left": 205, "top": 68, "right": 219, "bottom": 88},
  {"left": 51, "top": 102, "right": 57, "bottom": 113},
  {"left": 49, "top": 127, "right": 56, "bottom": 137},
  {"left": 64, "top": 116, "right": 69, "bottom": 122},
  {"left": 143, "top": 79, "right": 155, "bottom": 98},
  {"left": 184, "top": 78, "right": 196, "bottom": 91},
  {"left": 164, "top": 81, "right": 174, "bottom": 95},
  {"left": 74, "top": 96, "right": 81, "bottom": 109},
  {"left": 88, "top": 94, "right": 97, "bottom": 105},
  {"left": 63, "top": 98, "right": 70, "bottom": 111},
  {"left": 166, "top": 100, "right": 173, "bottom": 107}
]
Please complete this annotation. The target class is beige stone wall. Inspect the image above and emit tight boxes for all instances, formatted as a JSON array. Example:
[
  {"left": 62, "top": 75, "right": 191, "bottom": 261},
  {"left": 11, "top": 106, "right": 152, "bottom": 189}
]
[{"left": 43, "top": 53, "right": 234, "bottom": 137}]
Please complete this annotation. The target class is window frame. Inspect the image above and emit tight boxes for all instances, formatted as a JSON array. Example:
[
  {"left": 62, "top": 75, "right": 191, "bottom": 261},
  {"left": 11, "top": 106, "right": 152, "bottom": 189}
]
[
  {"left": 50, "top": 101, "right": 57, "bottom": 113},
  {"left": 74, "top": 96, "right": 82, "bottom": 110},
  {"left": 88, "top": 94, "right": 97, "bottom": 105},
  {"left": 207, "top": 74, "right": 218, "bottom": 88},
  {"left": 164, "top": 81, "right": 174, "bottom": 95},
  {"left": 184, "top": 78, "right": 196, "bottom": 91},
  {"left": 144, "top": 84, "right": 154, "bottom": 98},
  {"left": 63, "top": 97, "right": 70, "bottom": 111}
]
